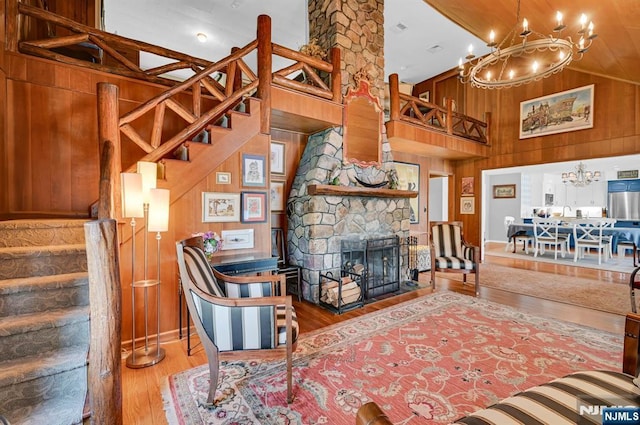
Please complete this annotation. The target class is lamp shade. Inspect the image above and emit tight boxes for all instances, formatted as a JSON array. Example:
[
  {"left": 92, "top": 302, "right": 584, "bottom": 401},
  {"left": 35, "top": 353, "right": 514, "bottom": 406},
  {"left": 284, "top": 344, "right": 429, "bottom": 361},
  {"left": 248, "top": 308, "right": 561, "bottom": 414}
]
[
  {"left": 137, "top": 161, "right": 157, "bottom": 203},
  {"left": 147, "top": 188, "right": 170, "bottom": 232},
  {"left": 120, "top": 172, "right": 144, "bottom": 218}
]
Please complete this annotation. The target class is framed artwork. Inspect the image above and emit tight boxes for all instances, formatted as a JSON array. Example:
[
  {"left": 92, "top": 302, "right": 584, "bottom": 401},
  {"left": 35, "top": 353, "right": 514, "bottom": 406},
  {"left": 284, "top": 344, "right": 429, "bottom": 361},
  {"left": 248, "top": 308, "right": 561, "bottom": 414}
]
[
  {"left": 493, "top": 184, "right": 516, "bottom": 199},
  {"left": 460, "top": 197, "right": 475, "bottom": 214},
  {"left": 461, "top": 177, "right": 474, "bottom": 196},
  {"left": 202, "top": 192, "right": 240, "bottom": 222},
  {"left": 270, "top": 180, "right": 285, "bottom": 212},
  {"left": 270, "top": 142, "right": 286, "bottom": 175},
  {"left": 221, "top": 229, "right": 254, "bottom": 250},
  {"left": 241, "top": 191, "right": 267, "bottom": 223},
  {"left": 242, "top": 153, "right": 266, "bottom": 187},
  {"left": 519, "top": 84, "right": 594, "bottom": 139},
  {"left": 216, "top": 171, "right": 231, "bottom": 185},
  {"left": 393, "top": 161, "right": 420, "bottom": 223}
]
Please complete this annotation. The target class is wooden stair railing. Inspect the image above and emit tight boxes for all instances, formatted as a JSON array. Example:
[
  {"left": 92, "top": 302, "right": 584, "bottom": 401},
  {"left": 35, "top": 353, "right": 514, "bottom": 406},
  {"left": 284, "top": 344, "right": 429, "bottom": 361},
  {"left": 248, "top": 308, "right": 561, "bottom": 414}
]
[
  {"left": 12, "top": 2, "right": 216, "bottom": 86},
  {"left": 388, "top": 73, "right": 489, "bottom": 144}
]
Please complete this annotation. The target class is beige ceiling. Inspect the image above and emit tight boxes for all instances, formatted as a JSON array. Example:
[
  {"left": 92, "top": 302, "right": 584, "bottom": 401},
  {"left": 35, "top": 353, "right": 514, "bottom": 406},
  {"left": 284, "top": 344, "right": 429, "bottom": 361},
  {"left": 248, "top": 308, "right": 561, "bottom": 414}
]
[{"left": 424, "top": 0, "right": 640, "bottom": 85}]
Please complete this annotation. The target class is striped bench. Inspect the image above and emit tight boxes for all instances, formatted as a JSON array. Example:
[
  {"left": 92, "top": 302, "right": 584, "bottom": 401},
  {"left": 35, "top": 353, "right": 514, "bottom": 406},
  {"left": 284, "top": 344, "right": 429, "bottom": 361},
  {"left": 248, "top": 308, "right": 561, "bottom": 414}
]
[{"left": 451, "top": 370, "right": 640, "bottom": 425}]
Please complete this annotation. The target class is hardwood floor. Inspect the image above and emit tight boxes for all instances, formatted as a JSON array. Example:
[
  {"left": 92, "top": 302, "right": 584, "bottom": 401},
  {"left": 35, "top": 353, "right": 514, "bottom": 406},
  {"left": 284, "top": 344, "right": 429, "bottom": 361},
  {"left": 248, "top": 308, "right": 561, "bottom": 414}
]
[{"left": 121, "top": 250, "right": 631, "bottom": 424}]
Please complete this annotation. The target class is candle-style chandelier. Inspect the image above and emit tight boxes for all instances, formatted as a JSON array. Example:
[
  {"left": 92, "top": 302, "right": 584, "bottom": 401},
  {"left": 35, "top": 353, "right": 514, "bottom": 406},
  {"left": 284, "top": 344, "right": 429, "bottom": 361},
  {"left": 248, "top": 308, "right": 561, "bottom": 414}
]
[
  {"left": 457, "top": 0, "right": 597, "bottom": 89},
  {"left": 562, "top": 162, "right": 601, "bottom": 187}
]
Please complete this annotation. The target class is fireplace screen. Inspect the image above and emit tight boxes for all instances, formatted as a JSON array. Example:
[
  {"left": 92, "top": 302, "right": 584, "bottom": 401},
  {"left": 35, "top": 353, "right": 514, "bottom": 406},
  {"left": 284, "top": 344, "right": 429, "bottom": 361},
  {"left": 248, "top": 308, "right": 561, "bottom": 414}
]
[{"left": 341, "top": 236, "right": 400, "bottom": 299}]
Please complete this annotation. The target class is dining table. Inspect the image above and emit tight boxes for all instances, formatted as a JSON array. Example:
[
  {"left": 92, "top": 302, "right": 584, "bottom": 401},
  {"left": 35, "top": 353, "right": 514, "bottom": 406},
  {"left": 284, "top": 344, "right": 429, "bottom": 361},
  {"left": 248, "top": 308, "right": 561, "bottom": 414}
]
[{"left": 507, "top": 219, "right": 640, "bottom": 265}]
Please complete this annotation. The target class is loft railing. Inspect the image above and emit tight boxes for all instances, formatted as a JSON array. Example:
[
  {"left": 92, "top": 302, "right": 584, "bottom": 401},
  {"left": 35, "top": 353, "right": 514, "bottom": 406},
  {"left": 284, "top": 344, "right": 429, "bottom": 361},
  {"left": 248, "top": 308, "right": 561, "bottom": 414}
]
[{"left": 388, "top": 74, "right": 490, "bottom": 144}]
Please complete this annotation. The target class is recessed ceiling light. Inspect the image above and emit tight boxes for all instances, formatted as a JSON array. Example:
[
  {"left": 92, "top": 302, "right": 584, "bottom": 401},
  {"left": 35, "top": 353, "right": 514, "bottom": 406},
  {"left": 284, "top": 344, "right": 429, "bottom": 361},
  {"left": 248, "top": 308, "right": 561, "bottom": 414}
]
[
  {"left": 196, "top": 33, "right": 207, "bottom": 42},
  {"left": 392, "top": 22, "right": 408, "bottom": 33}
]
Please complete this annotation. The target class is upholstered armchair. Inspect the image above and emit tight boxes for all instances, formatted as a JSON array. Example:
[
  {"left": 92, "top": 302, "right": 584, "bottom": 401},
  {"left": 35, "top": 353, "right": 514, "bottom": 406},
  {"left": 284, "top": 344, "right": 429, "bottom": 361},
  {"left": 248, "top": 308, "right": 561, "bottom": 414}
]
[
  {"left": 175, "top": 236, "right": 298, "bottom": 405},
  {"left": 429, "top": 221, "right": 480, "bottom": 296}
]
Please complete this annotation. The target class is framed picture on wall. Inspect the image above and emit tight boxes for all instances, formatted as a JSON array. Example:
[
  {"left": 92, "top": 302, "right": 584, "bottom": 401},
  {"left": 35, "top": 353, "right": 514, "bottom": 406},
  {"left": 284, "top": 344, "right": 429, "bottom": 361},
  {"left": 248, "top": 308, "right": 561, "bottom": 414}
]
[
  {"left": 270, "top": 142, "right": 286, "bottom": 175},
  {"left": 270, "top": 180, "right": 285, "bottom": 212},
  {"left": 519, "top": 84, "right": 594, "bottom": 139},
  {"left": 393, "top": 161, "right": 420, "bottom": 223},
  {"left": 461, "top": 177, "right": 474, "bottom": 196},
  {"left": 241, "top": 191, "right": 267, "bottom": 223},
  {"left": 493, "top": 184, "right": 516, "bottom": 199},
  {"left": 202, "top": 192, "right": 240, "bottom": 222},
  {"left": 242, "top": 153, "right": 266, "bottom": 187},
  {"left": 460, "top": 197, "right": 475, "bottom": 214}
]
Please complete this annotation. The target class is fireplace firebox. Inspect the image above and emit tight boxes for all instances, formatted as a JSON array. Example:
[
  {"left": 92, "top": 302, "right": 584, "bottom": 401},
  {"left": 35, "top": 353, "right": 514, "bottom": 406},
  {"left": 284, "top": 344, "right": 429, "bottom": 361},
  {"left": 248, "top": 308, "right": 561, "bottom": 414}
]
[{"left": 341, "top": 235, "right": 400, "bottom": 299}]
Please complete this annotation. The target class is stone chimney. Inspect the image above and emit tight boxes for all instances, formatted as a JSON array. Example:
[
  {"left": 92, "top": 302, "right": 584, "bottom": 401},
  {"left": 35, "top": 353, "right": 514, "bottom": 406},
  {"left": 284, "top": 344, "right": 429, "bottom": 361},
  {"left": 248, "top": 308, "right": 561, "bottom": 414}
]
[{"left": 308, "top": 0, "right": 385, "bottom": 102}]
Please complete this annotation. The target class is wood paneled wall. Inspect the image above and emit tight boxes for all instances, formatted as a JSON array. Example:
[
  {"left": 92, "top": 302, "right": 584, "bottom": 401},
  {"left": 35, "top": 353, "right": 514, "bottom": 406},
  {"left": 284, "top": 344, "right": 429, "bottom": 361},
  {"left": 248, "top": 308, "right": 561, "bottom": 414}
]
[
  {"left": 1, "top": 52, "right": 200, "bottom": 219},
  {"left": 391, "top": 150, "right": 454, "bottom": 235},
  {"left": 270, "top": 129, "right": 307, "bottom": 230},
  {"left": 419, "top": 68, "right": 640, "bottom": 245}
]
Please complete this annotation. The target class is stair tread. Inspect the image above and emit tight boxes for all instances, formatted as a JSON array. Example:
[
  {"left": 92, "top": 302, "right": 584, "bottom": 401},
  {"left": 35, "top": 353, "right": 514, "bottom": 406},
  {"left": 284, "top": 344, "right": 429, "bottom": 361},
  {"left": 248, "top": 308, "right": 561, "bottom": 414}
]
[
  {"left": 0, "top": 219, "right": 88, "bottom": 229},
  {"left": 0, "top": 305, "right": 89, "bottom": 337},
  {"left": 0, "top": 244, "right": 86, "bottom": 255},
  {"left": 0, "top": 345, "right": 88, "bottom": 387},
  {"left": 0, "top": 272, "right": 88, "bottom": 295},
  {"left": 6, "top": 396, "right": 86, "bottom": 425}
]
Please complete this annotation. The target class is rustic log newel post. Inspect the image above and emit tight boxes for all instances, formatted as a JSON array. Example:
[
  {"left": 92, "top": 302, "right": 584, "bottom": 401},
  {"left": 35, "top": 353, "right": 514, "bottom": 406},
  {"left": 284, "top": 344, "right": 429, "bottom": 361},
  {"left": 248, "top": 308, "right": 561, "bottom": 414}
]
[
  {"left": 389, "top": 74, "right": 400, "bottom": 121},
  {"left": 98, "top": 141, "right": 114, "bottom": 220},
  {"left": 331, "top": 47, "right": 341, "bottom": 103},
  {"left": 226, "top": 47, "right": 239, "bottom": 96},
  {"left": 84, "top": 219, "right": 123, "bottom": 425},
  {"left": 257, "top": 14, "right": 272, "bottom": 134},
  {"left": 98, "top": 83, "right": 122, "bottom": 219},
  {"left": 446, "top": 97, "right": 454, "bottom": 135},
  {"left": 192, "top": 81, "right": 202, "bottom": 118}
]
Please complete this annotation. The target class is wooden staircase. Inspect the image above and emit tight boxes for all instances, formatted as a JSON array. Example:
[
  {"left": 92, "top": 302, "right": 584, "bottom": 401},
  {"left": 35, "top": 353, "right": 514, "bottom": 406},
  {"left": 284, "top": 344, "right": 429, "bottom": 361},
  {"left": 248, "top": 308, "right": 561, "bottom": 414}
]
[{"left": 159, "top": 97, "right": 263, "bottom": 197}]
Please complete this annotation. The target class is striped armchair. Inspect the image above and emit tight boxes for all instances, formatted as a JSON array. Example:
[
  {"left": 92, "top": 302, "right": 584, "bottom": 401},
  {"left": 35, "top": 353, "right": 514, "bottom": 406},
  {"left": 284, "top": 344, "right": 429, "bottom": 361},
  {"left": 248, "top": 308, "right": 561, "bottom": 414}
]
[
  {"left": 429, "top": 221, "right": 480, "bottom": 296},
  {"left": 175, "top": 237, "right": 298, "bottom": 405}
]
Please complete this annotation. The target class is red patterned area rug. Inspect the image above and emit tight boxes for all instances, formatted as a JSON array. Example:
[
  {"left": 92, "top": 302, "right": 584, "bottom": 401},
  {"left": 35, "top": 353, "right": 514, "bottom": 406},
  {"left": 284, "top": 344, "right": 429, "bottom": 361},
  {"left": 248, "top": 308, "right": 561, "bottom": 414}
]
[{"left": 163, "top": 292, "right": 623, "bottom": 425}]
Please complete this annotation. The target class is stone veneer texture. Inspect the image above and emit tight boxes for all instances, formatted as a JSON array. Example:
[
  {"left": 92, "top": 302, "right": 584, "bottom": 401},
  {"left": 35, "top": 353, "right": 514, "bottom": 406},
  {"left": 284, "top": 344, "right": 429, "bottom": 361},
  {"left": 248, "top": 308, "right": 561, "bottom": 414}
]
[
  {"left": 308, "top": 0, "right": 385, "bottom": 101},
  {"left": 287, "top": 127, "right": 412, "bottom": 303}
]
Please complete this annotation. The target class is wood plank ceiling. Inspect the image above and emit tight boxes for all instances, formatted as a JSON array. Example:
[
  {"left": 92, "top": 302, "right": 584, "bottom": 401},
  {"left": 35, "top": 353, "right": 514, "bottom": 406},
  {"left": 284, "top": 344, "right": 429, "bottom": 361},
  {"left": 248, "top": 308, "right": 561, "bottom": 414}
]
[{"left": 423, "top": 0, "right": 640, "bottom": 85}]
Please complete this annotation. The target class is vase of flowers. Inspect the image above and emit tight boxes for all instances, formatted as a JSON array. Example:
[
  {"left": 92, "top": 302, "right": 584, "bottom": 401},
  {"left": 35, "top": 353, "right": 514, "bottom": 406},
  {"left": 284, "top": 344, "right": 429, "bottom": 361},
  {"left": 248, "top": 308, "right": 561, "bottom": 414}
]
[{"left": 193, "top": 231, "right": 223, "bottom": 259}]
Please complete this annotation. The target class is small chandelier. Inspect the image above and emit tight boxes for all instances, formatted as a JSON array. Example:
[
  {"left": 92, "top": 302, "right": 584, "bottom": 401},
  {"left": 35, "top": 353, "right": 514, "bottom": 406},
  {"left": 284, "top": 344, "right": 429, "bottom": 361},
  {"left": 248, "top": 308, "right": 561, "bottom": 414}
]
[
  {"left": 562, "top": 162, "right": 601, "bottom": 187},
  {"left": 457, "top": 0, "right": 597, "bottom": 89}
]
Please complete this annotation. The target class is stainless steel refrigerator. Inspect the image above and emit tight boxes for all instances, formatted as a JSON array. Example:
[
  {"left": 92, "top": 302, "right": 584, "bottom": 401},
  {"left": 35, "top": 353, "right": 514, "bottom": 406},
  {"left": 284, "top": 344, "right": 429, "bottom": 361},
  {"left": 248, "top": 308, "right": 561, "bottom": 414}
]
[{"left": 609, "top": 191, "right": 640, "bottom": 220}]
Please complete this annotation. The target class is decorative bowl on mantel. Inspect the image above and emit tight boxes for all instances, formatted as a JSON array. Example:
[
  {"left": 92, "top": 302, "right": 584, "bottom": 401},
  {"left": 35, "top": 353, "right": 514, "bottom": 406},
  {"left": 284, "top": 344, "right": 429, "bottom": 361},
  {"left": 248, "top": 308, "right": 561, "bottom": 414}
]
[{"left": 354, "top": 177, "right": 389, "bottom": 188}]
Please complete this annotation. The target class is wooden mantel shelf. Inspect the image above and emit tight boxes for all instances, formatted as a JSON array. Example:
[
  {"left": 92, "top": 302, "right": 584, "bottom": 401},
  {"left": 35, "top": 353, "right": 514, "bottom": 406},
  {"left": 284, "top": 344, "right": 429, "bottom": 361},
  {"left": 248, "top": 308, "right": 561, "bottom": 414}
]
[{"left": 307, "top": 184, "right": 418, "bottom": 198}]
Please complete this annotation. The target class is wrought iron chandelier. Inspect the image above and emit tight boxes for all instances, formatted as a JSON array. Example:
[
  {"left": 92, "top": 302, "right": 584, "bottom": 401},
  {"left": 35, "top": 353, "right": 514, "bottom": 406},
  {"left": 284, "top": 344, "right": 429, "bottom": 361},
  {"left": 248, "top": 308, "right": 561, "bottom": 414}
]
[
  {"left": 457, "top": 0, "right": 597, "bottom": 89},
  {"left": 562, "top": 162, "right": 601, "bottom": 187}
]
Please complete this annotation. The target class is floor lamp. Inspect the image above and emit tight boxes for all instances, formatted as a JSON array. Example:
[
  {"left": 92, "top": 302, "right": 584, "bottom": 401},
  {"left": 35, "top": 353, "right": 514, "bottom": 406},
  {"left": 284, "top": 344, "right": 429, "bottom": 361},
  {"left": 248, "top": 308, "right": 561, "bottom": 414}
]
[
  {"left": 125, "top": 161, "right": 166, "bottom": 368},
  {"left": 146, "top": 187, "right": 170, "bottom": 364}
]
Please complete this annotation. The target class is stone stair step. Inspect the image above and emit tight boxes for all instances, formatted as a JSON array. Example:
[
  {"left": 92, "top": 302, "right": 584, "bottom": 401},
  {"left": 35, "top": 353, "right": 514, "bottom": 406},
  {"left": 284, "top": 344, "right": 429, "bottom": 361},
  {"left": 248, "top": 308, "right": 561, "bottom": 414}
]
[
  {"left": 0, "top": 219, "right": 86, "bottom": 248},
  {"left": 0, "top": 347, "right": 88, "bottom": 425},
  {"left": 0, "top": 244, "right": 87, "bottom": 279},
  {"left": 0, "top": 306, "right": 89, "bottom": 361},
  {"left": 0, "top": 272, "right": 89, "bottom": 317}
]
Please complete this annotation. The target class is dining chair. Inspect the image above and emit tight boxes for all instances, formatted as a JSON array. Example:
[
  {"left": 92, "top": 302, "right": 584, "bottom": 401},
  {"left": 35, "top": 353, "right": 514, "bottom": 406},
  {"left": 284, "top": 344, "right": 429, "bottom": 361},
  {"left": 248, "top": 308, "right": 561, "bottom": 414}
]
[
  {"left": 176, "top": 236, "right": 298, "bottom": 405},
  {"left": 504, "top": 216, "right": 533, "bottom": 253},
  {"left": 572, "top": 218, "right": 615, "bottom": 265},
  {"left": 429, "top": 221, "right": 480, "bottom": 296},
  {"left": 533, "top": 217, "right": 569, "bottom": 260}
]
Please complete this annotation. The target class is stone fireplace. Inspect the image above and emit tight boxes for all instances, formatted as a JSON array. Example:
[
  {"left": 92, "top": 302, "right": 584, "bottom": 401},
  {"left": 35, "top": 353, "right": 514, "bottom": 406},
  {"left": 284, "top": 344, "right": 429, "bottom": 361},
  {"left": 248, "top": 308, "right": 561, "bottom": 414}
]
[{"left": 286, "top": 122, "right": 415, "bottom": 304}]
